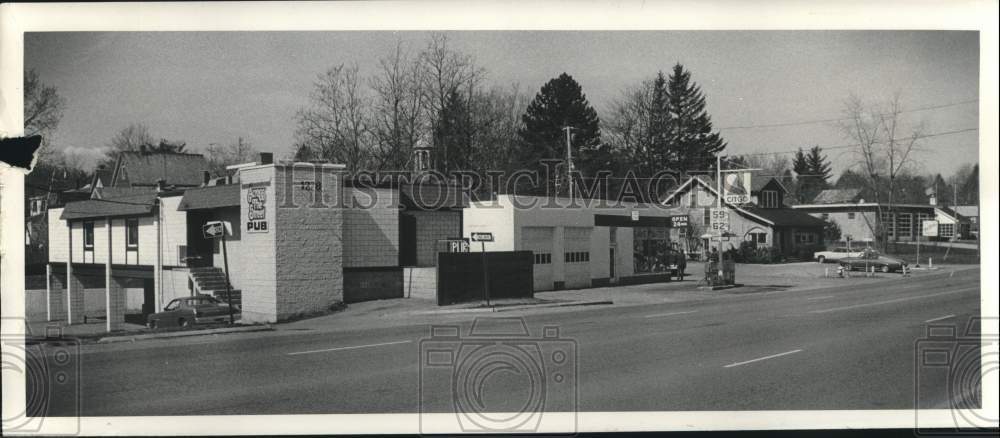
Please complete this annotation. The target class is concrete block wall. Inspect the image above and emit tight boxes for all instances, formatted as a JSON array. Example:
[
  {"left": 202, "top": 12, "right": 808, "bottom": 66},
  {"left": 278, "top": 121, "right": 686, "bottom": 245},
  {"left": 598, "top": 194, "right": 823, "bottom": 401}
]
[
  {"left": 47, "top": 208, "right": 68, "bottom": 263},
  {"left": 409, "top": 210, "right": 461, "bottom": 267},
  {"left": 235, "top": 165, "right": 278, "bottom": 323},
  {"left": 343, "top": 269, "right": 402, "bottom": 303},
  {"left": 107, "top": 277, "right": 127, "bottom": 331},
  {"left": 47, "top": 272, "right": 66, "bottom": 321},
  {"left": 273, "top": 164, "right": 346, "bottom": 320},
  {"left": 66, "top": 273, "right": 86, "bottom": 324},
  {"left": 343, "top": 188, "right": 399, "bottom": 268},
  {"left": 403, "top": 267, "right": 436, "bottom": 300},
  {"left": 159, "top": 195, "right": 188, "bottom": 267}
]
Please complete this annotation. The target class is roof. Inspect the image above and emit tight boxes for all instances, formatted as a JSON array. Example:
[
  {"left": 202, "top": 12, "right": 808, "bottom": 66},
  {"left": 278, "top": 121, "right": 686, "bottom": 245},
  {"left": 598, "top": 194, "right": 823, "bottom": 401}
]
[
  {"left": 953, "top": 205, "right": 978, "bottom": 217},
  {"left": 60, "top": 190, "right": 158, "bottom": 220},
  {"left": 115, "top": 152, "right": 208, "bottom": 187},
  {"left": 811, "top": 188, "right": 863, "bottom": 204},
  {"left": 177, "top": 184, "right": 240, "bottom": 211},
  {"left": 92, "top": 186, "right": 156, "bottom": 200},
  {"left": 743, "top": 207, "right": 828, "bottom": 228}
]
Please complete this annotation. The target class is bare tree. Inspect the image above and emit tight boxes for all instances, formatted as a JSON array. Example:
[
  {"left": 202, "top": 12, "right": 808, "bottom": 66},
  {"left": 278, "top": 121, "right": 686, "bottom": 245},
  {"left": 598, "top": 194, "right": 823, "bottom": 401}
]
[
  {"left": 23, "top": 69, "right": 66, "bottom": 163},
  {"left": 205, "top": 137, "right": 259, "bottom": 176},
  {"left": 841, "top": 93, "right": 925, "bottom": 248},
  {"left": 294, "top": 64, "right": 374, "bottom": 170},
  {"left": 108, "top": 123, "right": 155, "bottom": 153},
  {"left": 417, "top": 33, "right": 486, "bottom": 173},
  {"left": 369, "top": 40, "right": 426, "bottom": 170}
]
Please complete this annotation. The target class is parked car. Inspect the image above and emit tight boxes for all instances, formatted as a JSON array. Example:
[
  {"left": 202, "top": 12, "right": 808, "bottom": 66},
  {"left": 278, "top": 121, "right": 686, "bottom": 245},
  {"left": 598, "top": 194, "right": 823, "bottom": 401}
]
[
  {"left": 813, "top": 247, "right": 865, "bottom": 263},
  {"left": 147, "top": 295, "right": 240, "bottom": 329},
  {"left": 838, "top": 249, "right": 908, "bottom": 273}
]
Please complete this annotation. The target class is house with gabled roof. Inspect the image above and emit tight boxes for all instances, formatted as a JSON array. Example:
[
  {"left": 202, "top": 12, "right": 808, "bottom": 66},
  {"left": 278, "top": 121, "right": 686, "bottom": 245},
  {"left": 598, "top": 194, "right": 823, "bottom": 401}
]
[
  {"left": 661, "top": 174, "right": 827, "bottom": 258},
  {"left": 792, "top": 188, "right": 972, "bottom": 242}
]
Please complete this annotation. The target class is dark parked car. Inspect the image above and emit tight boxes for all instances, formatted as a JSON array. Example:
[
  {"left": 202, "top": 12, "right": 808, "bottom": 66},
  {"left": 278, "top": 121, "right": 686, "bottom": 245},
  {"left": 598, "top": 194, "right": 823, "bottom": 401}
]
[
  {"left": 147, "top": 295, "right": 240, "bottom": 329},
  {"left": 839, "top": 249, "right": 908, "bottom": 273}
]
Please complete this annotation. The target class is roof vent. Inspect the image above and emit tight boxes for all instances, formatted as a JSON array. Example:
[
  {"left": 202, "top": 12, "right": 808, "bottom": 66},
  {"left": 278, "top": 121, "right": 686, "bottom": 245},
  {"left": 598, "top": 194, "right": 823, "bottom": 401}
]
[{"left": 259, "top": 152, "right": 273, "bottom": 165}]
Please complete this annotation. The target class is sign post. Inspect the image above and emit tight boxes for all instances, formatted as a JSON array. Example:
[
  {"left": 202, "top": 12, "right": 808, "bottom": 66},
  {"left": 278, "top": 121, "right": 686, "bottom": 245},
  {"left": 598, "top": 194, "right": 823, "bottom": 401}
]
[
  {"left": 920, "top": 220, "right": 939, "bottom": 268},
  {"left": 203, "top": 221, "right": 236, "bottom": 325},
  {"left": 470, "top": 232, "right": 494, "bottom": 306}
]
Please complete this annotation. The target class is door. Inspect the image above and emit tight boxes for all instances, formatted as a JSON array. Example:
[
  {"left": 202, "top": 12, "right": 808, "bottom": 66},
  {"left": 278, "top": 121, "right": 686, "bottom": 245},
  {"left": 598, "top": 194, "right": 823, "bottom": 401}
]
[
  {"left": 142, "top": 279, "right": 155, "bottom": 316},
  {"left": 399, "top": 213, "right": 417, "bottom": 266},
  {"left": 185, "top": 211, "right": 214, "bottom": 267}
]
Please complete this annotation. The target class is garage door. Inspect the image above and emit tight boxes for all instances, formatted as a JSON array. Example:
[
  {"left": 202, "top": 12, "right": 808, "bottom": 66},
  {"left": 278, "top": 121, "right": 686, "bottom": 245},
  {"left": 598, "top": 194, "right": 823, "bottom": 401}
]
[
  {"left": 520, "top": 227, "right": 554, "bottom": 291},
  {"left": 563, "top": 227, "right": 592, "bottom": 289}
]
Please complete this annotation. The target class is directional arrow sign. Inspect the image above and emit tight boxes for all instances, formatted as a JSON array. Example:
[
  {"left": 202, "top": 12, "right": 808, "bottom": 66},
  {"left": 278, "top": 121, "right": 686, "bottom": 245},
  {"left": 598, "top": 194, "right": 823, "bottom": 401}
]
[{"left": 470, "top": 232, "right": 494, "bottom": 242}]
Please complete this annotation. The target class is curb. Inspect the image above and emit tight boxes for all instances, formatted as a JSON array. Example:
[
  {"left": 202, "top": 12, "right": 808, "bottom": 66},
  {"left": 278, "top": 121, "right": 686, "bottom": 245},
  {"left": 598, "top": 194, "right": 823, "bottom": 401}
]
[
  {"left": 411, "top": 299, "right": 614, "bottom": 315},
  {"left": 97, "top": 325, "right": 274, "bottom": 344}
]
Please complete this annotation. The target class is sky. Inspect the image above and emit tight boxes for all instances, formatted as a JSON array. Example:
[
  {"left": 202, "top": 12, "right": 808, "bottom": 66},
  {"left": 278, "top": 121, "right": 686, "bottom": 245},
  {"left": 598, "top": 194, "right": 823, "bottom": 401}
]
[{"left": 25, "top": 31, "right": 980, "bottom": 178}]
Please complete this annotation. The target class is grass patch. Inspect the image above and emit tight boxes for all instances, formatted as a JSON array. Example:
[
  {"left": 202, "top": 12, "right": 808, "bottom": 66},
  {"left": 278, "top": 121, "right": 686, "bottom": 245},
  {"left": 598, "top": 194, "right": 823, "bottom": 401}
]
[{"left": 884, "top": 241, "right": 979, "bottom": 264}]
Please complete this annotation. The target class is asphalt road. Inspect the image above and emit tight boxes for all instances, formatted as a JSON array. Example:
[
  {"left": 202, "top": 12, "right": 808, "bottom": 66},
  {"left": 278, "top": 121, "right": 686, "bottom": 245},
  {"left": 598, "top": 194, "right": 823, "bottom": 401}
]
[{"left": 32, "top": 268, "right": 981, "bottom": 416}]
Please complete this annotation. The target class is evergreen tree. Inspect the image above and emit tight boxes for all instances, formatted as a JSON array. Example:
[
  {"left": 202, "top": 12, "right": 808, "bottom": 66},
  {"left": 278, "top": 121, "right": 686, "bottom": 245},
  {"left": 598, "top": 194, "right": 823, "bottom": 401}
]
[
  {"left": 433, "top": 87, "right": 472, "bottom": 173},
  {"left": 794, "top": 145, "right": 832, "bottom": 203},
  {"left": 665, "top": 63, "right": 726, "bottom": 173},
  {"left": 517, "top": 73, "right": 604, "bottom": 195}
]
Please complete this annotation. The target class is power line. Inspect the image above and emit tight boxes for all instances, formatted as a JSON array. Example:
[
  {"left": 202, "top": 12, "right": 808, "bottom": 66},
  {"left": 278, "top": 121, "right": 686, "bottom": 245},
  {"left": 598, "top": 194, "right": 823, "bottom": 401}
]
[{"left": 718, "top": 99, "right": 978, "bottom": 131}]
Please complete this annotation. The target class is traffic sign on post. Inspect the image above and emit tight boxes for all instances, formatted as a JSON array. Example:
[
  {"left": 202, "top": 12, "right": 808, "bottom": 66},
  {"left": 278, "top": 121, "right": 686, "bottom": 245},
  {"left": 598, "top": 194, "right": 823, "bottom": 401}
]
[
  {"left": 470, "top": 232, "right": 494, "bottom": 242},
  {"left": 202, "top": 221, "right": 228, "bottom": 239}
]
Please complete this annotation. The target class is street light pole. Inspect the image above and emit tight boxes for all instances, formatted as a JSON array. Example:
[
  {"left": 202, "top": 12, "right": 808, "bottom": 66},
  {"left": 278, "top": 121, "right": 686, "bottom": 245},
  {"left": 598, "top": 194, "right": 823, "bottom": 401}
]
[
  {"left": 563, "top": 126, "right": 574, "bottom": 199},
  {"left": 716, "top": 155, "right": 724, "bottom": 282}
]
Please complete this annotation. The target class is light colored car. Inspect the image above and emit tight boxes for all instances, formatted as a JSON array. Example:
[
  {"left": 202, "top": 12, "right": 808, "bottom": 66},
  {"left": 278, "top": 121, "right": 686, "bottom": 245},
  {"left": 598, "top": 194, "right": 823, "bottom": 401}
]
[
  {"left": 839, "top": 249, "right": 908, "bottom": 273},
  {"left": 813, "top": 247, "right": 865, "bottom": 263}
]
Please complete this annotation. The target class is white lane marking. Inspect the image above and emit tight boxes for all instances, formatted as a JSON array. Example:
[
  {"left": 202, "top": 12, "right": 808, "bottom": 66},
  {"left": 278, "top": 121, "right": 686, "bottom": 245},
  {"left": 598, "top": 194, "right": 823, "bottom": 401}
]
[
  {"left": 805, "top": 295, "right": 835, "bottom": 300},
  {"left": 287, "top": 340, "right": 412, "bottom": 356},
  {"left": 644, "top": 310, "right": 698, "bottom": 319},
  {"left": 925, "top": 314, "right": 956, "bottom": 323},
  {"left": 808, "top": 287, "right": 978, "bottom": 314},
  {"left": 724, "top": 349, "right": 803, "bottom": 368}
]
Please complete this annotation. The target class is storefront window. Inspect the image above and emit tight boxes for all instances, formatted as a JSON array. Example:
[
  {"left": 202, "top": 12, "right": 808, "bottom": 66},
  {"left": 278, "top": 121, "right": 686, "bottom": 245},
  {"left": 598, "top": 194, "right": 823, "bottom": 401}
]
[{"left": 633, "top": 227, "right": 673, "bottom": 274}]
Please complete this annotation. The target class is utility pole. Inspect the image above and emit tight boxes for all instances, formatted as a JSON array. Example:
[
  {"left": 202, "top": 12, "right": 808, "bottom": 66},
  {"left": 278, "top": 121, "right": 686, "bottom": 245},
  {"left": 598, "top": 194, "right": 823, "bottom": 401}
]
[
  {"left": 716, "top": 155, "right": 724, "bottom": 282},
  {"left": 563, "top": 126, "right": 574, "bottom": 199}
]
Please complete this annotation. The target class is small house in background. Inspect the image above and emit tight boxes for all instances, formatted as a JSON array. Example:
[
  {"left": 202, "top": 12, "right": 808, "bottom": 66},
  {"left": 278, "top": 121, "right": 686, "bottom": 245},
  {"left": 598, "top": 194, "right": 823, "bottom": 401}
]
[
  {"left": 793, "top": 188, "right": 973, "bottom": 242},
  {"left": 661, "top": 174, "right": 826, "bottom": 259}
]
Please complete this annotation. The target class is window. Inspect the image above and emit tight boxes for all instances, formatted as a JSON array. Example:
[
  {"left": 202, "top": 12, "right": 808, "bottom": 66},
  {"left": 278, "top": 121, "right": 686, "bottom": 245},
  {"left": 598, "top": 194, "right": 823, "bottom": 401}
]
[
  {"left": 745, "top": 229, "right": 767, "bottom": 246},
  {"left": 939, "top": 223, "right": 955, "bottom": 237},
  {"left": 897, "top": 213, "right": 912, "bottom": 238},
  {"left": 564, "top": 251, "right": 589, "bottom": 264},
  {"left": 83, "top": 221, "right": 95, "bottom": 249},
  {"left": 534, "top": 253, "right": 552, "bottom": 265},
  {"left": 164, "top": 299, "right": 181, "bottom": 311},
  {"left": 796, "top": 232, "right": 817, "bottom": 244},
  {"left": 847, "top": 212, "right": 856, "bottom": 220},
  {"left": 760, "top": 190, "right": 778, "bottom": 208},
  {"left": 126, "top": 218, "right": 139, "bottom": 248}
]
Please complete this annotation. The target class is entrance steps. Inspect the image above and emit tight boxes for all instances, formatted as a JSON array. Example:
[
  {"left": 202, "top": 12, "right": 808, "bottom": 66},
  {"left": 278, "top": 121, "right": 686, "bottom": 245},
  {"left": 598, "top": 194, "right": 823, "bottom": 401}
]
[{"left": 189, "top": 267, "right": 241, "bottom": 307}]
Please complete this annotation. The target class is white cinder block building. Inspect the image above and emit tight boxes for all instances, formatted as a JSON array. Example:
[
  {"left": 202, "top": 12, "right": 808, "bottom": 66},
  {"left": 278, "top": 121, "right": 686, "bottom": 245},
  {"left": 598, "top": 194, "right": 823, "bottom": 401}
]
[{"left": 463, "top": 195, "right": 687, "bottom": 291}]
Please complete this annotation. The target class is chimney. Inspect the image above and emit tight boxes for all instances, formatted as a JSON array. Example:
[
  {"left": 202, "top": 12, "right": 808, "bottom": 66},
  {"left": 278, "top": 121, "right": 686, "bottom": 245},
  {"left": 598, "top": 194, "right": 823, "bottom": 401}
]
[
  {"left": 259, "top": 152, "right": 274, "bottom": 165},
  {"left": 203, "top": 171, "right": 211, "bottom": 186},
  {"left": 156, "top": 179, "right": 167, "bottom": 192}
]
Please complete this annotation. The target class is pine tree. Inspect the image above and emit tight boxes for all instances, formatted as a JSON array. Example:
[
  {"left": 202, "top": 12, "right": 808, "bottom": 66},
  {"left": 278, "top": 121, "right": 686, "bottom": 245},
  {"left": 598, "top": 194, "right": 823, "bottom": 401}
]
[
  {"left": 665, "top": 63, "right": 726, "bottom": 173},
  {"left": 517, "top": 73, "right": 603, "bottom": 194},
  {"left": 433, "top": 87, "right": 472, "bottom": 173},
  {"left": 794, "top": 145, "right": 832, "bottom": 203}
]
